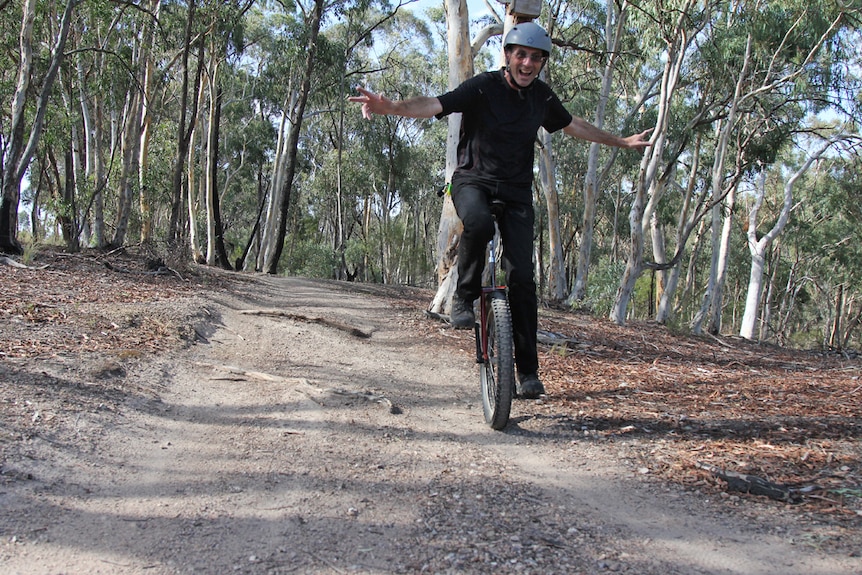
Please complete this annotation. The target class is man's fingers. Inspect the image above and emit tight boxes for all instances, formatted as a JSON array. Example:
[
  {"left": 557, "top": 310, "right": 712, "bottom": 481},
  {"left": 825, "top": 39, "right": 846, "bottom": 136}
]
[{"left": 349, "top": 87, "right": 384, "bottom": 120}]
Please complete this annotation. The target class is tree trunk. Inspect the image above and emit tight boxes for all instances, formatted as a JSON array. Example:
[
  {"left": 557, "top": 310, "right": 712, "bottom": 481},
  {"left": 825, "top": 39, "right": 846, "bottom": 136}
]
[
  {"left": 692, "top": 37, "right": 752, "bottom": 335},
  {"left": 91, "top": 83, "right": 107, "bottom": 248},
  {"left": 829, "top": 284, "right": 843, "bottom": 350},
  {"left": 186, "top": 77, "right": 205, "bottom": 263},
  {"left": 569, "top": 0, "right": 628, "bottom": 304},
  {"left": 168, "top": 0, "right": 204, "bottom": 244},
  {"left": 264, "top": 0, "right": 324, "bottom": 274},
  {"left": 706, "top": 184, "right": 736, "bottom": 335},
  {"left": 113, "top": 86, "right": 141, "bottom": 248},
  {"left": 739, "top": 139, "right": 837, "bottom": 339},
  {"left": 610, "top": 1, "right": 694, "bottom": 324},
  {"left": 137, "top": 0, "right": 161, "bottom": 244},
  {"left": 206, "top": 81, "right": 231, "bottom": 269},
  {"left": 610, "top": 165, "right": 646, "bottom": 324},
  {"left": 257, "top": 88, "right": 295, "bottom": 271},
  {"left": 537, "top": 128, "right": 566, "bottom": 302},
  {"left": 428, "top": 0, "right": 473, "bottom": 315},
  {"left": 205, "top": 59, "right": 219, "bottom": 266},
  {"left": 112, "top": 0, "right": 158, "bottom": 248},
  {"left": 656, "top": 137, "right": 701, "bottom": 323},
  {"left": 1, "top": 0, "right": 76, "bottom": 254}
]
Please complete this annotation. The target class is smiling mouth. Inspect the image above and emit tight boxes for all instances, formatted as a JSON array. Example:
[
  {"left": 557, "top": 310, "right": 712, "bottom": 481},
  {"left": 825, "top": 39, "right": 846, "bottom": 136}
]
[{"left": 512, "top": 68, "right": 535, "bottom": 85}]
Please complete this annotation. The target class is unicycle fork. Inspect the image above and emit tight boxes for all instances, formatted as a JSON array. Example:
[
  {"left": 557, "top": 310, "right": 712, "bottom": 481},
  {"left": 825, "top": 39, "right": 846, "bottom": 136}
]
[{"left": 476, "top": 201, "right": 515, "bottom": 430}]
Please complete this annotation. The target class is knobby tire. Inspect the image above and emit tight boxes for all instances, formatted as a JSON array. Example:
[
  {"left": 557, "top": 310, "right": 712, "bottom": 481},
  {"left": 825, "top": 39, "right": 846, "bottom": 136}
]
[{"left": 481, "top": 291, "right": 514, "bottom": 430}]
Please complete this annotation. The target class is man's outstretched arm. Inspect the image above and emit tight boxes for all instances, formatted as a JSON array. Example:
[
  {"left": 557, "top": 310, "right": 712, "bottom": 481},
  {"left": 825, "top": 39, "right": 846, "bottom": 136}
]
[
  {"left": 348, "top": 87, "right": 443, "bottom": 120},
  {"left": 563, "top": 116, "right": 653, "bottom": 150}
]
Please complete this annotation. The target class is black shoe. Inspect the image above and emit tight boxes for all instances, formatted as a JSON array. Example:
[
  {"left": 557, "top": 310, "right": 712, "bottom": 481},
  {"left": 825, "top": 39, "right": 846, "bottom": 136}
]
[
  {"left": 517, "top": 373, "right": 545, "bottom": 399},
  {"left": 450, "top": 295, "right": 475, "bottom": 329}
]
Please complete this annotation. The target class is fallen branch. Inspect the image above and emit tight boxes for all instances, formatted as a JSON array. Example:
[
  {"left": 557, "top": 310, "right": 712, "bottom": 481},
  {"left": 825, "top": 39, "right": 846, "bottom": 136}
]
[
  {"left": 537, "top": 329, "right": 581, "bottom": 348},
  {"left": 1, "top": 256, "right": 48, "bottom": 269},
  {"left": 193, "top": 362, "right": 309, "bottom": 385},
  {"left": 696, "top": 461, "right": 820, "bottom": 502},
  {"left": 103, "top": 260, "right": 185, "bottom": 281},
  {"left": 199, "top": 364, "right": 403, "bottom": 415},
  {"left": 239, "top": 309, "right": 372, "bottom": 339}
]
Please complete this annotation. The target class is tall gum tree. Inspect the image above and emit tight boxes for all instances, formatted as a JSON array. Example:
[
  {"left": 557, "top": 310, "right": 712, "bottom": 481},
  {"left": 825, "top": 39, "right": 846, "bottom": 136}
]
[
  {"left": 428, "top": 0, "right": 482, "bottom": 314},
  {"left": 609, "top": 0, "right": 698, "bottom": 325},
  {"left": 261, "top": 0, "right": 324, "bottom": 274},
  {"left": 1, "top": 0, "right": 77, "bottom": 254},
  {"left": 691, "top": 2, "right": 851, "bottom": 335},
  {"left": 566, "top": 0, "right": 631, "bottom": 304},
  {"left": 739, "top": 136, "right": 851, "bottom": 340}
]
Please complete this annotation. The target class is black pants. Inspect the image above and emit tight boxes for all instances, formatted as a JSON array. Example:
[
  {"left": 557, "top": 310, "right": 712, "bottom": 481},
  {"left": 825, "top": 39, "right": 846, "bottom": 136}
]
[{"left": 450, "top": 175, "right": 538, "bottom": 376}]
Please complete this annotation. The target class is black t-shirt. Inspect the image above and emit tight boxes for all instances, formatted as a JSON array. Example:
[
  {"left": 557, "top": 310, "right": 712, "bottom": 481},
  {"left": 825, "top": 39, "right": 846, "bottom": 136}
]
[{"left": 436, "top": 69, "right": 573, "bottom": 186}]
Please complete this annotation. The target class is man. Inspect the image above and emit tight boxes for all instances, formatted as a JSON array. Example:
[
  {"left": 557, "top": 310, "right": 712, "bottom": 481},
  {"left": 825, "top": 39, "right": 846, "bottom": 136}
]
[{"left": 350, "top": 22, "right": 651, "bottom": 399}]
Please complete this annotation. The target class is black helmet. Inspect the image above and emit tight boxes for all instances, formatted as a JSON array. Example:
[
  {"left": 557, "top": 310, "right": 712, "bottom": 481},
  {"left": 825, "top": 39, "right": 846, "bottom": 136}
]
[{"left": 503, "top": 22, "right": 552, "bottom": 56}]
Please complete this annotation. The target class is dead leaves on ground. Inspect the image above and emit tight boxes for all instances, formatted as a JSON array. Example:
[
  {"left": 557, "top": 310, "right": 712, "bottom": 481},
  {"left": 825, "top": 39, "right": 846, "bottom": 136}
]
[
  {"left": 535, "top": 313, "right": 862, "bottom": 522},
  {"left": 0, "top": 250, "right": 208, "bottom": 358}
]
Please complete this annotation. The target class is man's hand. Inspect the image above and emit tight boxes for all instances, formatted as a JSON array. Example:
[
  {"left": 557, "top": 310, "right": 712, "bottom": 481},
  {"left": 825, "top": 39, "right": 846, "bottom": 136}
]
[
  {"left": 622, "top": 128, "right": 654, "bottom": 150},
  {"left": 348, "top": 87, "right": 391, "bottom": 120}
]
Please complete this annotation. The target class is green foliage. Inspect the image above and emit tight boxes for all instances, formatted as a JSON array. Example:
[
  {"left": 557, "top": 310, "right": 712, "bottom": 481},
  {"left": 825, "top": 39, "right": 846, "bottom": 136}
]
[
  {"left": 287, "top": 239, "right": 339, "bottom": 278},
  {"left": 581, "top": 257, "right": 627, "bottom": 317}
]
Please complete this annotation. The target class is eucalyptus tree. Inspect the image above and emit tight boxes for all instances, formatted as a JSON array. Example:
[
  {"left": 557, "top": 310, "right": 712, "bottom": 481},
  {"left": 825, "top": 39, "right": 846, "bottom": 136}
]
[
  {"left": 603, "top": 0, "right": 856, "bottom": 331},
  {"left": 54, "top": 0, "right": 156, "bottom": 251},
  {"left": 184, "top": 0, "right": 254, "bottom": 268},
  {"left": 255, "top": 0, "right": 325, "bottom": 274},
  {"left": 334, "top": 8, "right": 445, "bottom": 283},
  {"left": 428, "top": 0, "right": 502, "bottom": 314},
  {"left": 551, "top": 0, "right": 652, "bottom": 305},
  {"left": 64, "top": 1, "right": 107, "bottom": 248},
  {"left": 687, "top": 1, "right": 853, "bottom": 335},
  {"left": 216, "top": 64, "right": 279, "bottom": 269},
  {"left": 309, "top": 0, "right": 420, "bottom": 280},
  {"left": 738, "top": 136, "right": 855, "bottom": 341},
  {"left": 165, "top": 0, "right": 206, "bottom": 245},
  {"left": 119, "top": 0, "right": 161, "bottom": 249},
  {"left": 109, "top": 0, "right": 161, "bottom": 251},
  {"left": 764, "top": 151, "right": 862, "bottom": 348},
  {"left": 1, "top": 0, "right": 77, "bottom": 254},
  {"left": 608, "top": 0, "right": 703, "bottom": 325}
]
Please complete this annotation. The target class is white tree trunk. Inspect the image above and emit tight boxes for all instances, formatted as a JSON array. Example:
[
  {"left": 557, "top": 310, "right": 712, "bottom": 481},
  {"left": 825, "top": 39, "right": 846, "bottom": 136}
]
[
  {"left": 569, "top": 0, "right": 628, "bottom": 304},
  {"left": 205, "top": 61, "right": 219, "bottom": 266},
  {"left": 187, "top": 68, "right": 207, "bottom": 263},
  {"left": 257, "top": 87, "right": 295, "bottom": 271},
  {"left": 692, "top": 36, "right": 752, "bottom": 335},
  {"left": 707, "top": 185, "right": 736, "bottom": 334},
  {"left": 739, "top": 139, "right": 837, "bottom": 339},
  {"left": 609, "top": 0, "right": 695, "bottom": 324},
  {"left": 137, "top": 0, "right": 161, "bottom": 244},
  {"left": 2, "top": 0, "right": 75, "bottom": 253},
  {"left": 537, "top": 128, "right": 566, "bottom": 302},
  {"left": 656, "top": 138, "right": 700, "bottom": 323},
  {"left": 429, "top": 0, "right": 474, "bottom": 315}
]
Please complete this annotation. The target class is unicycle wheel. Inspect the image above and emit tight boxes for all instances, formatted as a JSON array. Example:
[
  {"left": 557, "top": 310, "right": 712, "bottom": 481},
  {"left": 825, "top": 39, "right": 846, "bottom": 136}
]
[{"left": 480, "top": 291, "right": 515, "bottom": 430}]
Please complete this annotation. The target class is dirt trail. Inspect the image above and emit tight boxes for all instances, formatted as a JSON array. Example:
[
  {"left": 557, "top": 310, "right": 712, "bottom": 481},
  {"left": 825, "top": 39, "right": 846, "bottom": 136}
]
[{"left": 2, "top": 275, "right": 860, "bottom": 574}]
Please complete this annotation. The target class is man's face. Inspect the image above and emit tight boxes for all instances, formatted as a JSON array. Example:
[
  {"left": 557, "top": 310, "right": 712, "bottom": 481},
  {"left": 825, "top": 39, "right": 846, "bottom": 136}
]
[{"left": 505, "top": 45, "right": 547, "bottom": 88}]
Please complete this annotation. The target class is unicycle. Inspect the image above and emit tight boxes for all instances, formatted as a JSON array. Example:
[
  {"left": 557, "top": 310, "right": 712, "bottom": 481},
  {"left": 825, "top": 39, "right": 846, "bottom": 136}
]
[{"left": 475, "top": 201, "right": 515, "bottom": 430}]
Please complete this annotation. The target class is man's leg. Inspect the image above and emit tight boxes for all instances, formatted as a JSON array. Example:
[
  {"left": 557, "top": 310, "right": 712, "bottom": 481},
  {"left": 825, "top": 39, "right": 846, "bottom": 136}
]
[
  {"left": 450, "top": 181, "right": 494, "bottom": 303},
  {"left": 499, "top": 202, "right": 544, "bottom": 398}
]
